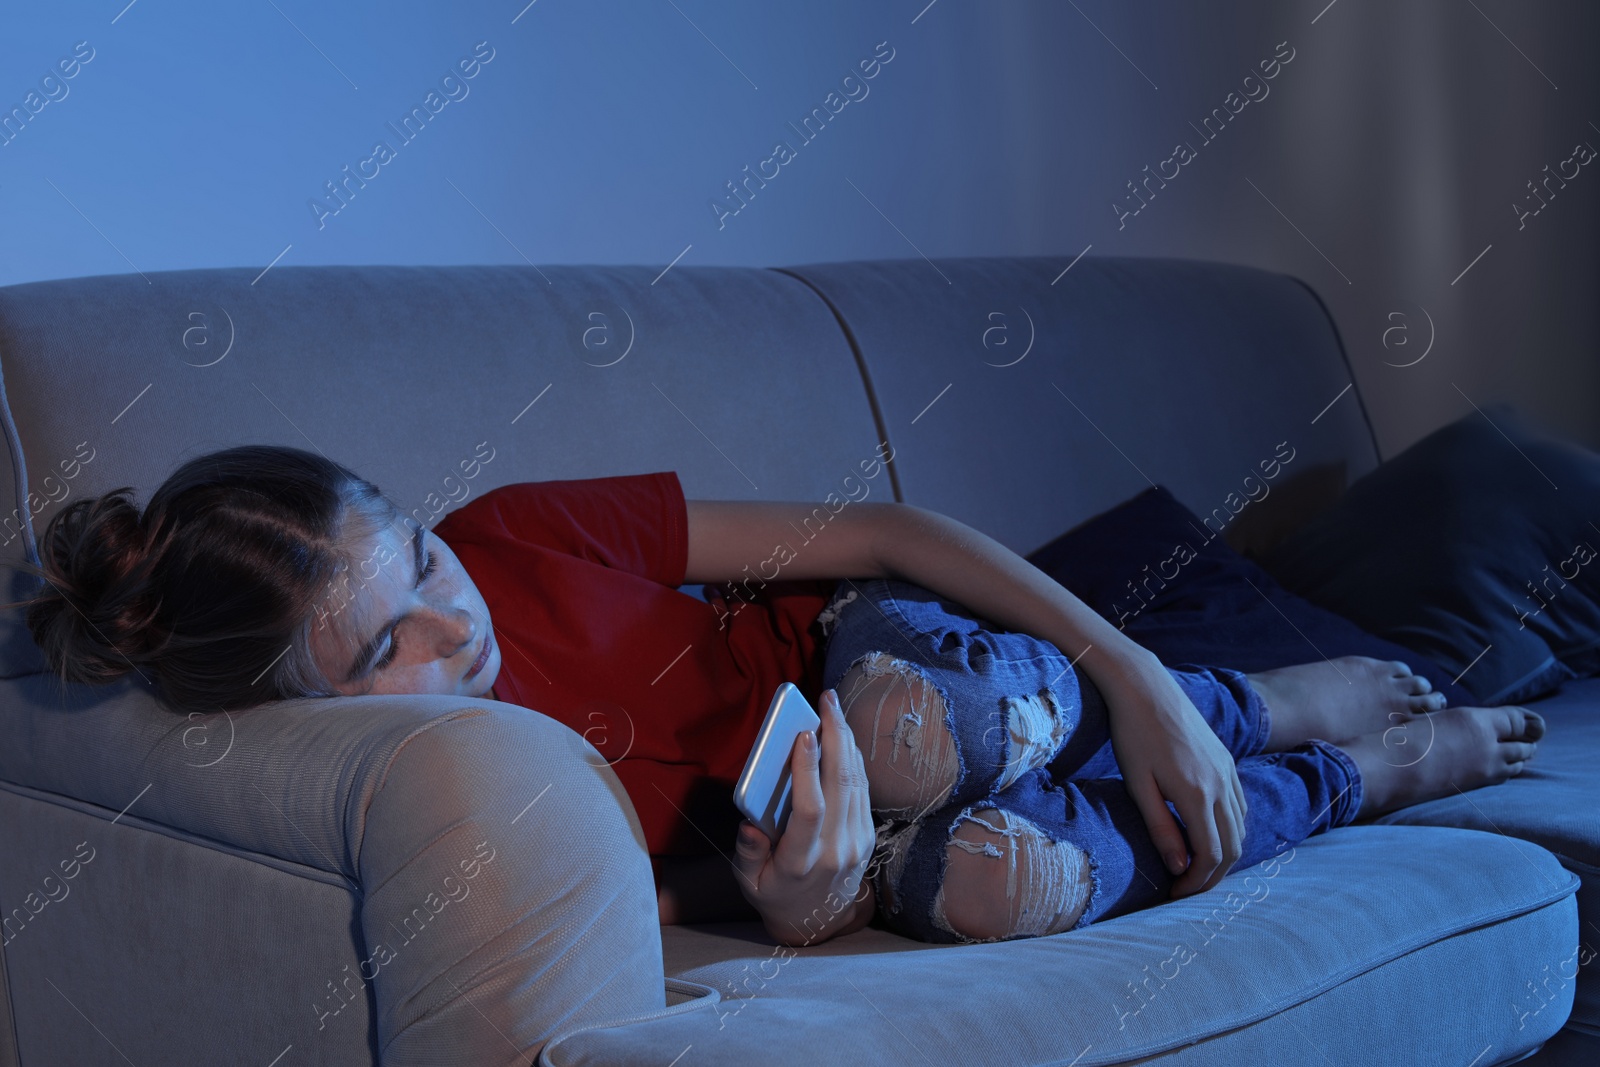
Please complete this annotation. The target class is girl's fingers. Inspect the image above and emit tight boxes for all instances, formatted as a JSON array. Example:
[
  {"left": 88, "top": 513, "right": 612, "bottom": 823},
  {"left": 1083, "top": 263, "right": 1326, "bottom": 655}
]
[
  {"left": 780, "top": 690, "right": 877, "bottom": 893},
  {"left": 1213, "top": 794, "right": 1242, "bottom": 888},
  {"left": 1172, "top": 791, "right": 1225, "bottom": 897},
  {"left": 775, "top": 730, "right": 824, "bottom": 876},
  {"left": 819, "top": 688, "right": 874, "bottom": 880},
  {"left": 836, "top": 692, "right": 871, "bottom": 854},
  {"left": 1126, "top": 774, "right": 1190, "bottom": 879},
  {"left": 817, "top": 690, "right": 853, "bottom": 824},
  {"left": 732, "top": 820, "right": 773, "bottom": 892}
]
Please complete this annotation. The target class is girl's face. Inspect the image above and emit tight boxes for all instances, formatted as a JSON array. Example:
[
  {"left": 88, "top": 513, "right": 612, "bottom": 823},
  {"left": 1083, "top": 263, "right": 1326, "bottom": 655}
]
[{"left": 309, "top": 516, "right": 501, "bottom": 699}]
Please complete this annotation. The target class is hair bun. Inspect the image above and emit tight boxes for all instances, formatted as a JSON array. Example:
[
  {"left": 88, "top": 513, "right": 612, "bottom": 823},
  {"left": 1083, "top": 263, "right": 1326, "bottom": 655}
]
[{"left": 25, "top": 487, "right": 164, "bottom": 685}]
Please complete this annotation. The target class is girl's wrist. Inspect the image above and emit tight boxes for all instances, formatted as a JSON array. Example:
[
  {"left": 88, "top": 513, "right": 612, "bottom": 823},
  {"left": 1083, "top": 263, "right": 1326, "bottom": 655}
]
[{"left": 1075, "top": 635, "right": 1162, "bottom": 696}]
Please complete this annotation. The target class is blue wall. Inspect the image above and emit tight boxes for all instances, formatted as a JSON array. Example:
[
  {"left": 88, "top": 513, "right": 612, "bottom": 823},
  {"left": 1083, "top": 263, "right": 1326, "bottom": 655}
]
[{"left": 3, "top": 0, "right": 1597, "bottom": 452}]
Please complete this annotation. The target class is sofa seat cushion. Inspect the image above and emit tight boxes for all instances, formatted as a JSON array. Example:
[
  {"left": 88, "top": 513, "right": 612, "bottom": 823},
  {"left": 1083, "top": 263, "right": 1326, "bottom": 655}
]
[
  {"left": 540, "top": 825, "right": 1578, "bottom": 1066},
  {"left": 1376, "top": 675, "right": 1600, "bottom": 1033}
]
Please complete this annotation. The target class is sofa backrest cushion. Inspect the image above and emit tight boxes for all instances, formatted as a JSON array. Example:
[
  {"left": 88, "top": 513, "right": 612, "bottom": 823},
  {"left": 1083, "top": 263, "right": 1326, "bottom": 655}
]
[{"left": 779, "top": 256, "right": 1379, "bottom": 557}]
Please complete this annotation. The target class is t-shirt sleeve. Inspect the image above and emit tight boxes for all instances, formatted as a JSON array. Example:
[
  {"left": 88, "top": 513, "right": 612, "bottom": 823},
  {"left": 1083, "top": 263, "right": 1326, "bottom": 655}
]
[{"left": 435, "top": 471, "right": 688, "bottom": 587}]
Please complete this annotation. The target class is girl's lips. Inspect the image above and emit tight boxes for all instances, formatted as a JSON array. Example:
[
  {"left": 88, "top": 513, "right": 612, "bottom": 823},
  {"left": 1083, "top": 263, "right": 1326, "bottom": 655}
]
[{"left": 465, "top": 630, "right": 492, "bottom": 680}]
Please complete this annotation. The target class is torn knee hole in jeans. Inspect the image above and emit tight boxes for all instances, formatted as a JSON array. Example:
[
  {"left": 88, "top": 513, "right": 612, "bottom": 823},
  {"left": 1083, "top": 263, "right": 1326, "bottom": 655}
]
[
  {"left": 989, "top": 688, "right": 1072, "bottom": 792},
  {"left": 868, "top": 819, "right": 922, "bottom": 918},
  {"left": 840, "top": 652, "right": 961, "bottom": 821},
  {"left": 933, "top": 808, "right": 1093, "bottom": 942}
]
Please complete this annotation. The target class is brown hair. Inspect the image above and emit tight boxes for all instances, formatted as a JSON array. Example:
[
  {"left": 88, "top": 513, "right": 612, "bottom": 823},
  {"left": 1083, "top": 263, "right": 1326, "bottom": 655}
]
[{"left": 20, "top": 444, "right": 400, "bottom": 714}]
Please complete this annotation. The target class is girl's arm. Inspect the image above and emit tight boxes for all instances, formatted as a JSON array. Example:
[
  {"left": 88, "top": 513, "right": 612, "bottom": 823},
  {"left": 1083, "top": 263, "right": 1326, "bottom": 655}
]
[{"left": 685, "top": 499, "right": 1247, "bottom": 898}]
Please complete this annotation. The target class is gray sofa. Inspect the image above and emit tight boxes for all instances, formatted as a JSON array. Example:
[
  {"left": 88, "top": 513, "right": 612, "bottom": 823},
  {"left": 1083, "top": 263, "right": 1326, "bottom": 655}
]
[{"left": 0, "top": 256, "right": 1590, "bottom": 1065}]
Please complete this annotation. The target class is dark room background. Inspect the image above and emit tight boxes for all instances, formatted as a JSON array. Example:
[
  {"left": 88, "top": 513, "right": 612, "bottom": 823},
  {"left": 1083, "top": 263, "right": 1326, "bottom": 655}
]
[{"left": 3, "top": 0, "right": 1595, "bottom": 455}]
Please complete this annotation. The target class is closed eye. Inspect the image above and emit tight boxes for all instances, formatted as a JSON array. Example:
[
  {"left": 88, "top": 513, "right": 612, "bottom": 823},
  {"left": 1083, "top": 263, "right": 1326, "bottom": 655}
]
[{"left": 374, "top": 549, "right": 439, "bottom": 670}]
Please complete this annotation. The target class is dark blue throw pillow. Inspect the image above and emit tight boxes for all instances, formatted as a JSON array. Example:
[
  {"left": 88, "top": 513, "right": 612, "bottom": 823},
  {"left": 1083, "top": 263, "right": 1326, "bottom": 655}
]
[
  {"left": 1261, "top": 404, "right": 1600, "bottom": 706},
  {"left": 1024, "top": 485, "right": 1474, "bottom": 708}
]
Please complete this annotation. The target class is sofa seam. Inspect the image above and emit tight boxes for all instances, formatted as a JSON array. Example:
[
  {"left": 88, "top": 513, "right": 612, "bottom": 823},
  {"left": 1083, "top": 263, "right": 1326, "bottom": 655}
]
[
  {"left": 1064, "top": 866, "right": 1580, "bottom": 1066},
  {"left": 1542, "top": 851, "right": 1600, "bottom": 878},
  {"left": 770, "top": 266, "right": 903, "bottom": 503},
  {"left": 1280, "top": 270, "right": 1384, "bottom": 466},
  {"left": 0, "top": 875, "right": 19, "bottom": 1067},
  {"left": 0, "top": 334, "right": 39, "bottom": 570},
  {"left": 0, "top": 777, "right": 359, "bottom": 891},
  {"left": 1095, "top": 901, "right": 1581, "bottom": 1067},
  {"left": 538, "top": 980, "right": 723, "bottom": 1066}
]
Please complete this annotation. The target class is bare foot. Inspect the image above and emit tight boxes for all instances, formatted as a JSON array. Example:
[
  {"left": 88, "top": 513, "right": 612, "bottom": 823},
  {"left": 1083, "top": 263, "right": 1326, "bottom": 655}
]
[
  {"left": 1335, "top": 705, "right": 1546, "bottom": 818},
  {"left": 1247, "top": 656, "right": 1448, "bottom": 751}
]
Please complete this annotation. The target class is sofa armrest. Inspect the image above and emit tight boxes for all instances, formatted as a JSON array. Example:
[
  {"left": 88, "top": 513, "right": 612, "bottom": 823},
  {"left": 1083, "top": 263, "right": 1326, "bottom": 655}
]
[
  {"left": 0, "top": 671, "right": 665, "bottom": 1066},
  {"left": 356, "top": 703, "right": 664, "bottom": 1065}
]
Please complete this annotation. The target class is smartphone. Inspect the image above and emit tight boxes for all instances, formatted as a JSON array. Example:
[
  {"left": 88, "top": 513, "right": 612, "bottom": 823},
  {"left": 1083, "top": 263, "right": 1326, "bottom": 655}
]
[{"left": 733, "top": 682, "right": 823, "bottom": 841}]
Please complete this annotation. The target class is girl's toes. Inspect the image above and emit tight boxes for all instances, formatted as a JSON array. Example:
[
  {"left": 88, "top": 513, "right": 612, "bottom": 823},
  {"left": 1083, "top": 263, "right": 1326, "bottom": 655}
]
[
  {"left": 1403, "top": 672, "right": 1433, "bottom": 696},
  {"left": 1500, "top": 740, "right": 1537, "bottom": 766},
  {"left": 1409, "top": 692, "right": 1447, "bottom": 712},
  {"left": 1498, "top": 706, "right": 1545, "bottom": 742}
]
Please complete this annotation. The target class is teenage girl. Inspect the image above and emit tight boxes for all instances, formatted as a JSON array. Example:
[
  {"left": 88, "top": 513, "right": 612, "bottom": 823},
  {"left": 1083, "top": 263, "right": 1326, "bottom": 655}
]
[{"left": 23, "top": 445, "right": 1543, "bottom": 946}]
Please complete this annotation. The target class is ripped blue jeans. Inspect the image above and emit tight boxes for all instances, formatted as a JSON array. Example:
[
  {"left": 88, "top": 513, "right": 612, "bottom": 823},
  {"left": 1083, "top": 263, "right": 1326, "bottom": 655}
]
[{"left": 814, "top": 578, "right": 1363, "bottom": 945}]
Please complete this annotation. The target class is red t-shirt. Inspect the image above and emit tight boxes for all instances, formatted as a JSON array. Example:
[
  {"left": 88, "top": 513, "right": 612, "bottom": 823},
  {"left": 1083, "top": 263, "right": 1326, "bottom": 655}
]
[{"left": 433, "top": 471, "right": 836, "bottom": 866}]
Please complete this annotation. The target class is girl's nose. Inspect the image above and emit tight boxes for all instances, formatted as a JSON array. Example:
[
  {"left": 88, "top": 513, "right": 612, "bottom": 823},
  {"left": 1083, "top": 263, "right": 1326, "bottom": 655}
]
[{"left": 429, "top": 604, "right": 476, "bottom": 651}]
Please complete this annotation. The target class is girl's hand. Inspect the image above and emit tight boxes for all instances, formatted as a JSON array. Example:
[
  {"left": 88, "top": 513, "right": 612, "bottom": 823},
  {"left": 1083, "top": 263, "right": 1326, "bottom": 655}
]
[
  {"left": 733, "top": 689, "right": 877, "bottom": 946},
  {"left": 1101, "top": 652, "right": 1249, "bottom": 898}
]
